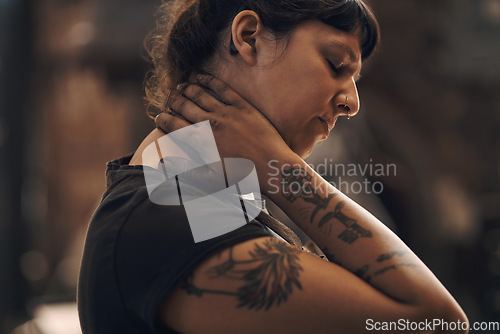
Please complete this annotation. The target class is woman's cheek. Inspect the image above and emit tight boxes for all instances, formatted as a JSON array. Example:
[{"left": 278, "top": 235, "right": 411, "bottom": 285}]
[{"left": 308, "top": 64, "right": 336, "bottom": 102}]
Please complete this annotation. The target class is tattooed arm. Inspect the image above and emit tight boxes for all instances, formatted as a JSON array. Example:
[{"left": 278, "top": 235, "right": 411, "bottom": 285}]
[
  {"left": 158, "top": 236, "right": 447, "bottom": 334},
  {"left": 159, "top": 232, "right": 467, "bottom": 333},
  {"left": 258, "top": 155, "right": 468, "bottom": 329}
]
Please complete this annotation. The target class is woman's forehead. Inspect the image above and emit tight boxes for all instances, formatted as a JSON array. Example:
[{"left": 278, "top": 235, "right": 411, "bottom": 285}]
[{"left": 291, "top": 21, "right": 362, "bottom": 55}]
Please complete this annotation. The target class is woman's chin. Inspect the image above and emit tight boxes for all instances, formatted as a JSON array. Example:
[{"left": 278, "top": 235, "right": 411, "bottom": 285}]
[
  {"left": 294, "top": 145, "right": 314, "bottom": 159},
  {"left": 286, "top": 136, "right": 318, "bottom": 159},
  {"left": 298, "top": 136, "right": 328, "bottom": 158}
]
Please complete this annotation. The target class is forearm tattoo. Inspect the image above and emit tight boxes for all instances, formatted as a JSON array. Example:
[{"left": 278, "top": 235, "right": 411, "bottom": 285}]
[
  {"left": 354, "top": 250, "right": 421, "bottom": 280},
  {"left": 373, "top": 263, "right": 420, "bottom": 277},
  {"left": 376, "top": 250, "right": 408, "bottom": 263},
  {"left": 281, "top": 166, "right": 332, "bottom": 222},
  {"left": 317, "top": 201, "right": 372, "bottom": 244},
  {"left": 321, "top": 246, "right": 342, "bottom": 265},
  {"left": 354, "top": 264, "right": 371, "bottom": 283},
  {"left": 182, "top": 238, "right": 303, "bottom": 311},
  {"left": 281, "top": 167, "right": 372, "bottom": 244}
]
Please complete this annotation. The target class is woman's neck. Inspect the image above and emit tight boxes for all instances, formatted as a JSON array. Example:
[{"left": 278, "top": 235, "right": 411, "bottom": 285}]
[{"left": 129, "top": 129, "right": 172, "bottom": 167}]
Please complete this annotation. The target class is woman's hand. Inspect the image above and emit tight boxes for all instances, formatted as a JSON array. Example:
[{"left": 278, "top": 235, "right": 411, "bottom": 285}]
[{"left": 154, "top": 74, "right": 295, "bottom": 184}]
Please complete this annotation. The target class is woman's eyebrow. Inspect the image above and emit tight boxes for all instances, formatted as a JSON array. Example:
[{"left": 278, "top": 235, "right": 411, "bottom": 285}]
[
  {"left": 329, "top": 39, "right": 360, "bottom": 64},
  {"left": 329, "top": 39, "right": 363, "bottom": 80}
]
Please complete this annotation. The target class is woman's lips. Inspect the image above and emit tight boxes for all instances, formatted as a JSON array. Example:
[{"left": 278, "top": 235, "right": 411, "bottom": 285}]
[
  {"left": 318, "top": 117, "right": 330, "bottom": 137},
  {"left": 318, "top": 117, "right": 335, "bottom": 133}
]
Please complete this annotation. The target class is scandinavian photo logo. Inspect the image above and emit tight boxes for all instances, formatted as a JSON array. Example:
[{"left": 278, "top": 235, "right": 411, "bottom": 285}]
[{"left": 267, "top": 159, "right": 396, "bottom": 196}]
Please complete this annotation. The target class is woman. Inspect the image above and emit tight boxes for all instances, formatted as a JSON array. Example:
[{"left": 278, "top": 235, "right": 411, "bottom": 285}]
[{"left": 78, "top": 1, "right": 469, "bottom": 333}]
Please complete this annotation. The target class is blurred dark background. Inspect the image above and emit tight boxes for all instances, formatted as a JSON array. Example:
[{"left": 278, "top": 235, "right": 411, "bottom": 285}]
[{"left": 0, "top": 0, "right": 499, "bottom": 333}]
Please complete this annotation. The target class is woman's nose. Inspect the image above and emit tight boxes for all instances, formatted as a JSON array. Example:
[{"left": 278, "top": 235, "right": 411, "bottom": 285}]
[
  {"left": 336, "top": 95, "right": 359, "bottom": 118},
  {"left": 335, "top": 81, "right": 359, "bottom": 118}
]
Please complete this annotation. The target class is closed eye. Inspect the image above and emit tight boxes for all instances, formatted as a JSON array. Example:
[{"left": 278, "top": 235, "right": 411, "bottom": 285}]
[
  {"left": 328, "top": 59, "right": 362, "bottom": 82},
  {"left": 327, "top": 60, "right": 341, "bottom": 74}
]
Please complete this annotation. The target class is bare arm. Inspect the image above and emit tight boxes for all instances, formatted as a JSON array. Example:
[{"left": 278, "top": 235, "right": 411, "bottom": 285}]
[
  {"left": 159, "top": 235, "right": 466, "bottom": 334},
  {"left": 159, "top": 237, "right": 425, "bottom": 334},
  {"left": 259, "top": 153, "right": 468, "bottom": 320}
]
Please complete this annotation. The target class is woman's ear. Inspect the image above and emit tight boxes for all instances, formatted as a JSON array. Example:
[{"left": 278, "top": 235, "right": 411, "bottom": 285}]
[{"left": 230, "top": 10, "right": 270, "bottom": 66}]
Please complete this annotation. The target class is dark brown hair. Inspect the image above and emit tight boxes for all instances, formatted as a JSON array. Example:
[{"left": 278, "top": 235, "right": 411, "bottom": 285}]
[{"left": 144, "top": 0, "right": 380, "bottom": 118}]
